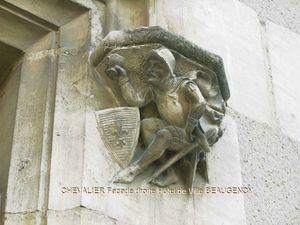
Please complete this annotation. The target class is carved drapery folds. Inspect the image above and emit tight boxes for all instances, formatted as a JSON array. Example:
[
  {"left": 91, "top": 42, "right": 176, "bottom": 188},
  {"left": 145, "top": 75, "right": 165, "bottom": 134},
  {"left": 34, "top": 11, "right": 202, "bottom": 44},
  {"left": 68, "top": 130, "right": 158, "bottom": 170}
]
[{"left": 91, "top": 26, "right": 230, "bottom": 189}]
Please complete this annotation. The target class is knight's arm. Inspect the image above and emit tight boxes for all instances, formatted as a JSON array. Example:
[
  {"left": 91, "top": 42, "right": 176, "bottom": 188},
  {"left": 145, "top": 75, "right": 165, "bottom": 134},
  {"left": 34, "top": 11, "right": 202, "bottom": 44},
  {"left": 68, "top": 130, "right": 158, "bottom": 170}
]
[
  {"left": 118, "top": 75, "right": 153, "bottom": 107},
  {"left": 183, "top": 81, "right": 206, "bottom": 136}
]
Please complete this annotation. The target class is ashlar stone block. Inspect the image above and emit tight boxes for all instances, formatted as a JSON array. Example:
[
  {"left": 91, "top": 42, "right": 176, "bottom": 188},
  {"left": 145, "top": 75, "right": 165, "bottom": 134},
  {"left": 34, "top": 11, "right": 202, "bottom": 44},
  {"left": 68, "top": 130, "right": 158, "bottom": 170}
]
[
  {"left": 149, "top": 0, "right": 272, "bottom": 124},
  {"left": 266, "top": 21, "right": 300, "bottom": 142}
]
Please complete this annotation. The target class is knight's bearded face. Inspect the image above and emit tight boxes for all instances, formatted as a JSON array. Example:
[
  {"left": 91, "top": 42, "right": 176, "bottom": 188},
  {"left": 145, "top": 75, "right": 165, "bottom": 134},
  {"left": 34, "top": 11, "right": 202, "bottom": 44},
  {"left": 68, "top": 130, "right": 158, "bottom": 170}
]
[{"left": 147, "top": 58, "right": 171, "bottom": 84}]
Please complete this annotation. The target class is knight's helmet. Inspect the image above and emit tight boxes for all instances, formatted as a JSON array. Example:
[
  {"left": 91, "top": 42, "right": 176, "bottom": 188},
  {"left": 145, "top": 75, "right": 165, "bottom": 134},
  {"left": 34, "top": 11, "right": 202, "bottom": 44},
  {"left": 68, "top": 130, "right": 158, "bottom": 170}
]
[{"left": 150, "top": 47, "right": 176, "bottom": 74}]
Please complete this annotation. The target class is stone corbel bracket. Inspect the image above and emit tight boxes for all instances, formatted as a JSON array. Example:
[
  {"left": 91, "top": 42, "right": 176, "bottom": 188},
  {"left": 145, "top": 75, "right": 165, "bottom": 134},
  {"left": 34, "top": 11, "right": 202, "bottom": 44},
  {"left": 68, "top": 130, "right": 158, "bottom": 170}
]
[{"left": 90, "top": 26, "right": 230, "bottom": 101}]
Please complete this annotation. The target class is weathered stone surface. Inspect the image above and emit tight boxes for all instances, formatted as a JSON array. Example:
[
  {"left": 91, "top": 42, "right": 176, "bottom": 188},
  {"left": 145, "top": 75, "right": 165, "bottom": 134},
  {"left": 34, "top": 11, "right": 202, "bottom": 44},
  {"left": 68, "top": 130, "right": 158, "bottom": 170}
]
[
  {"left": 0, "top": 6, "right": 50, "bottom": 51},
  {"left": 149, "top": 0, "right": 272, "bottom": 124},
  {"left": 231, "top": 109, "right": 300, "bottom": 225},
  {"left": 5, "top": 53, "right": 55, "bottom": 213},
  {"left": 48, "top": 12, "right": 90, "bottom": 210},
  {"left": 238, "top": 0, "right": 300, "bottom": 35},
  {"left": 47, "top": 207, "right": 117, "bottom": 225},
  {"left": 0, "top": 1, "right": 98, "bottom": 222},
  {"left": 4, "top": 207, "right": 117, "bottom": 225},
  {"left": 0, "top": 42, "right": 23, "bottom": 85},
  {"left": 105, "top": 0, "right": 148, "bottom": 32},
  {"left": 4, "top": 211, "right": 44, "bottom": 225},
  {"left": 266, "top": 21, "right": 300, "bottom": 142},
  {"left": 0, "top": 63, "right": 21, "bottom": 213},
  {"left": 4, "top": 0, "right": 88, "bottom": 27},
  {"left": 81, "top": 115, "right": 246, "bottom": 225},
  {"left": 73, "top": 0, "right": 106, "bottom": 49}
]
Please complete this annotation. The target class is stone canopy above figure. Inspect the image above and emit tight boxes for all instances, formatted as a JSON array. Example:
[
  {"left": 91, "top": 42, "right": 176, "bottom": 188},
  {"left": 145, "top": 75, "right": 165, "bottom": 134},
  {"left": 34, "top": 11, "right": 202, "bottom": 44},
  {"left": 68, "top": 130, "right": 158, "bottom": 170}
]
[{"left": 91, "top": 26, "right": 230, "bottom": 189}]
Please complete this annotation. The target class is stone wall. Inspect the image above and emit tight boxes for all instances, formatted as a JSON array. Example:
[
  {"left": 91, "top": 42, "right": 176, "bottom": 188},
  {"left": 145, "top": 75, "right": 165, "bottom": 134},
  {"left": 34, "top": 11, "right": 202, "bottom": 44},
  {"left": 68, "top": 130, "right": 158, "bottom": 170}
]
[
  {"left": 149, "top": 1, "right": 300, "bottom": 224},
  {"left": 0, "top": 0, "right": 299, "bottom": 224},
  {"left": 238, "top": 0, "right": 300, "bottom": 35}
]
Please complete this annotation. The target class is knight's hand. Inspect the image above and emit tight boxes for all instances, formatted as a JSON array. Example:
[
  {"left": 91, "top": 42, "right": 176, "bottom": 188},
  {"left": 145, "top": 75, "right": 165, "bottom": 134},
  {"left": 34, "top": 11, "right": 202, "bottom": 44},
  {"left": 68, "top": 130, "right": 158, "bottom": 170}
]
[
  {"left": 114, "top": 65, "right": 127, "bottom": 76},
  {"left": 106, "top": 65, "right": 127, "bottom": 80},
  {"left": 184, "top": 127, "right": 195, "bottom": 142}
]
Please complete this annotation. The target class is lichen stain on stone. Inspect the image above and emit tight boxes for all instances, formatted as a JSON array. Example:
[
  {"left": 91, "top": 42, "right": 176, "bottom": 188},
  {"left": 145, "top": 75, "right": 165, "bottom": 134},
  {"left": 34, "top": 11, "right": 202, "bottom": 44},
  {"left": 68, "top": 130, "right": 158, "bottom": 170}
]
[
  {"left": 17, "top": 158, "right": 31, "bottom": 172},
  {"left": 24, "top": 49, "right": 56, "bottom": 62}
]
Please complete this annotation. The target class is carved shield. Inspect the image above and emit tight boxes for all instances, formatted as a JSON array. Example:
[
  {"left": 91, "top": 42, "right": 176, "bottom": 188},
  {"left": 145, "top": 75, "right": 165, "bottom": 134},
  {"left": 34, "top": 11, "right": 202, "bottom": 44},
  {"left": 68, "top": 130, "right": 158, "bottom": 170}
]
[{"left": 95, "top": 107, "right": 140, "bottom": 168}]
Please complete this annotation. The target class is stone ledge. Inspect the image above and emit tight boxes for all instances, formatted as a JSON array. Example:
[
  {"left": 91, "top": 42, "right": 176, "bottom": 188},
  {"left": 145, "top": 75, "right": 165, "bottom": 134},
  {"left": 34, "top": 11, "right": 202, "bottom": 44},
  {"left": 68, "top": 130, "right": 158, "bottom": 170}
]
[{"left": 90, "top": 26, "right": 230, "bottom": 101}]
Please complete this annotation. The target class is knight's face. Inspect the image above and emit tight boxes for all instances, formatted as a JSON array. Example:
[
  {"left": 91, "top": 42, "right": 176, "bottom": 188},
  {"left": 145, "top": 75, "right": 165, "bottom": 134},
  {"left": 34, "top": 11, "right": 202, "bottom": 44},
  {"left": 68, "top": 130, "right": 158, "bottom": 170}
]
[{"left": 147, "top": 58, "right": 171, "bottom": 84}]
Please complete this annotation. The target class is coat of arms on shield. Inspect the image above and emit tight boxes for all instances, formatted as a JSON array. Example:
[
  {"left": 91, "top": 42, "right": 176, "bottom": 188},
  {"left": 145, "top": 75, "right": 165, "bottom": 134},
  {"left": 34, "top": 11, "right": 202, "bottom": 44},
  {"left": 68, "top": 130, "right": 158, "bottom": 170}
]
[{"left": 95, "top": 107, "right": 140, "bottom": 168}]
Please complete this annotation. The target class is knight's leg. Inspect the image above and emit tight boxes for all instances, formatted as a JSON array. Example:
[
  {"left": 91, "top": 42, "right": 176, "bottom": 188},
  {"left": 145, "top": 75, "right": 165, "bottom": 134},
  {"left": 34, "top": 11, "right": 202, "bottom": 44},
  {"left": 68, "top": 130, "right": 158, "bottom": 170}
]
[
  {"left": 150, "top": 126, "right": 190, "bottom": 186},
  {"left": 114, "top": 128, "right": 173, "bottom": 183},
  {"left": 141, "top": 118, "right": 167, "bottom": 147},
  {"left": 136, "top": 128, "right": 172, "bottom": 169},
  {"left": 140, "top": 117, "right": 169, "bottom": 163}
]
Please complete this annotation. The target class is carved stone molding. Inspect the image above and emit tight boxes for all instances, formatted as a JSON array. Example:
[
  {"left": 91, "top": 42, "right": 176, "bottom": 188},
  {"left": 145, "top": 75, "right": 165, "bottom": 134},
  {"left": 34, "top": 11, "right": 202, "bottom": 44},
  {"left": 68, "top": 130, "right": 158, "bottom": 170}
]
[{"left": 0, "top": 1, "right": 90, "bottom": 221}]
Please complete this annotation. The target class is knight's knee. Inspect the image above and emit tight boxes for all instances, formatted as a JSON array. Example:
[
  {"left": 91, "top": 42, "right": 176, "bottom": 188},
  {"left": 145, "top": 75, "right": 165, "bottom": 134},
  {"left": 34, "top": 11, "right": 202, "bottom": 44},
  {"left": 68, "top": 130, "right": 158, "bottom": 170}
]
[
  {"left": 141, "top": 119, "right": 151, "bottom": 132},
  {"left": 141, "top": 118, "right": 154, "bottom": 136},
  {"left": 156, "top": 129, "right": 172, "bottom": 141},
  {"left": 141, "top": 118, "right": 163, "bottom": 146}
]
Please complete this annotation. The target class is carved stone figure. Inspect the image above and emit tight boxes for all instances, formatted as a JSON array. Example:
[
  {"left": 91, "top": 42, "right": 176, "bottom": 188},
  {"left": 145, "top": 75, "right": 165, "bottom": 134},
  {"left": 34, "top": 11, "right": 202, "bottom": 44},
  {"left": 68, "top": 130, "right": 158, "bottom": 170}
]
[
  {"left": 104, "top": 47, "right": 224, "bottom": 187},
  {"left": 91, "top": 27, "right": 230, "bottom": 189}
]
